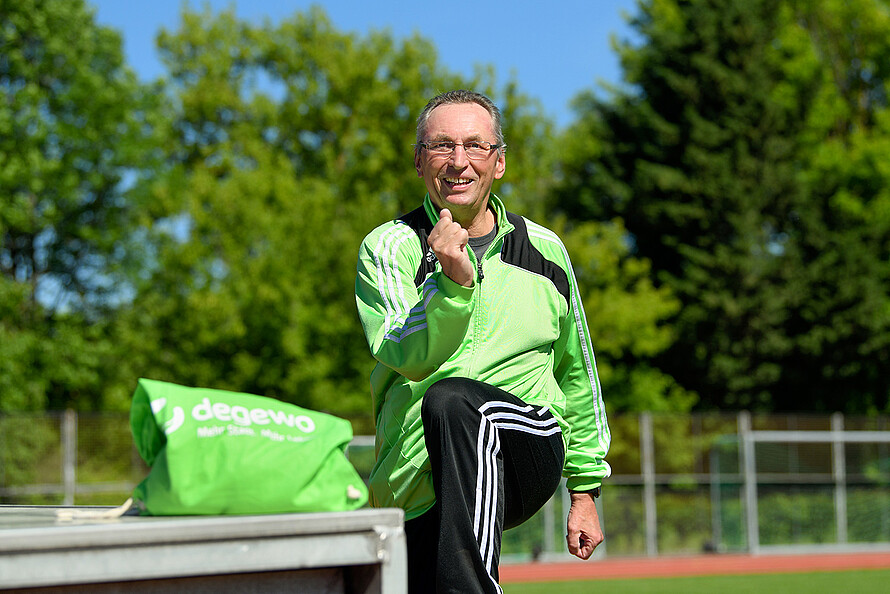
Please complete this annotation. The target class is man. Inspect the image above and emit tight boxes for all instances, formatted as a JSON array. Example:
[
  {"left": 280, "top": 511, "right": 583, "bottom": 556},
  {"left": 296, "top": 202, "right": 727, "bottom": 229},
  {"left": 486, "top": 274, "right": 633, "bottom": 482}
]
[{"left": 355, "top": 90, "right": 610, "bottom": 593}]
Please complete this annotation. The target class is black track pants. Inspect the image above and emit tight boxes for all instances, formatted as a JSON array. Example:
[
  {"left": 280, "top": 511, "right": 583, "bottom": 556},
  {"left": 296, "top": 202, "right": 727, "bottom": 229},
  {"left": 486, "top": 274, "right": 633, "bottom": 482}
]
[{"left": 404, "top": 377, "right": 565, "bottom": 593}]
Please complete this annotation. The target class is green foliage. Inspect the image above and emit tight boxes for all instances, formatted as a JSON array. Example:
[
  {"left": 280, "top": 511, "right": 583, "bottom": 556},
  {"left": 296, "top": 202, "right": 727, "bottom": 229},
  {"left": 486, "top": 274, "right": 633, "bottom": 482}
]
[
  {"left": 655, "top": 488, "right": 713, "bottom": 552},
  {"left": 0, "top": 414, "right": 60, "bottom": 486},
  {"left": 496, "top": 80, "right": 558, "bottom": 220},
  {"left": 847, "top": 486, "right": 890, "bottom": 541},
  {"left": 501, "top": 504, "right": 552, "bottom": 560},
  {"left": 76, "top": 414, "right": 148, "bottom": 483},
  {"left": 714, "top": 485, "right": 890, "bottom": 549},
  {"left": 0, "top": 0, "right": 162, "bottom": 411},
  {"left": 557, "top": 218, "right": 692, "bottom": 412},
  {"left": 599, "top": 485, "right": 646, "bottom": 555},
  {"left": 758, "top": 486, "right": 836, "bottom": 545},
  {"left": 553, "top": 0, "right": 890, "bottom": 413},
  {"left": 781, "top": 0, "right": 890, "bottom": 413},
  {"left": 0, "top": 0, "right": 161, "bottom": 310},
  {"left": 14, "top": 0, "right": 888, "bottom": 420}
]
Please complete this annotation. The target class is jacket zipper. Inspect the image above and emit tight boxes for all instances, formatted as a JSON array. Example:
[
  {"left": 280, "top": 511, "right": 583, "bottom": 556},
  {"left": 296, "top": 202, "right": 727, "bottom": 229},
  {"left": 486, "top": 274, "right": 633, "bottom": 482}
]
[{"left": 467, "top": 217, "right": 511, "bottom": 374}]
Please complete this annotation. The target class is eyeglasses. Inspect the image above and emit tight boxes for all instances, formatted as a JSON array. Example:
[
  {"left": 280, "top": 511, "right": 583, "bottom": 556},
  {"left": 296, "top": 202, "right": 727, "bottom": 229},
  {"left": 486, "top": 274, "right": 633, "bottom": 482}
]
[{"left": 416, "top": 140, "right": 505, "bottom": 160}]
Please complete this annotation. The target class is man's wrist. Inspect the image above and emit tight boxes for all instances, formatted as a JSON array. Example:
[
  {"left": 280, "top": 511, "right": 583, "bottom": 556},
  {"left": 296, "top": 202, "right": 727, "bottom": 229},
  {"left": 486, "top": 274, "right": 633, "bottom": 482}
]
[{"left": 569, "top": 486, "right": 601, "bottom": 498}]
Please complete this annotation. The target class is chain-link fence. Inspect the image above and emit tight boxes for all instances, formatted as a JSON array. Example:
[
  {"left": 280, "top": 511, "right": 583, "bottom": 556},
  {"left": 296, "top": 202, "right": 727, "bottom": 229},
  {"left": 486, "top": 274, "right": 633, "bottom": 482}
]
[{"left": 2, "top": 411, "right": 888, "bottom": 561}]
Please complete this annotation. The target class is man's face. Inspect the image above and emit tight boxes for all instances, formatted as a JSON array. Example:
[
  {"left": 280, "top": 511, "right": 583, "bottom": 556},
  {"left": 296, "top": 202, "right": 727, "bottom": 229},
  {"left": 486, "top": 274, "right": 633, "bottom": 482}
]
[{"left": 414, "top": 103, "right": 506, "bottom": 218}]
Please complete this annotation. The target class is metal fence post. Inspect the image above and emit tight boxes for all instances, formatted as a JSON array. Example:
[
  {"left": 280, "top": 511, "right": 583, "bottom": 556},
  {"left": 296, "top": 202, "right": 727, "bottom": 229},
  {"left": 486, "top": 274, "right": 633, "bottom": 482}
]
[
  {"left": 62, "top": 409, "right": 77, "bottom": 506},
  {"left": 640, "top": 412, "right": 657, "bottom": 557},
  {"left": 709, "top": 438, "right": 723, "bottom": 551},
  {"left": 543, "top": 494, "right": 555, "bottom": 554},
  {"left": 739, "top": 411, "right": 759, "bottom": 554},
  {"left": 596, "top": 494, "right": 607, "bottom": 558},
  {"left": 831, "top": 412, "right": 848, "bottom": 544}
]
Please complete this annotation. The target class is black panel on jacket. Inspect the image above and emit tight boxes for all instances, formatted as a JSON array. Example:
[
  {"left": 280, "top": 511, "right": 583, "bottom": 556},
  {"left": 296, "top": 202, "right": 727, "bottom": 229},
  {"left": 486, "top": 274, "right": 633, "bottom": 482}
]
[
  {"left": 398, "top": 207, "right": 571, "bottom": 307},
  {"left": 502, "top": 212, "right": 571, "bottom": 305},
  {"left": 398, "top": 206, "right": 437, "bottom": 287}
]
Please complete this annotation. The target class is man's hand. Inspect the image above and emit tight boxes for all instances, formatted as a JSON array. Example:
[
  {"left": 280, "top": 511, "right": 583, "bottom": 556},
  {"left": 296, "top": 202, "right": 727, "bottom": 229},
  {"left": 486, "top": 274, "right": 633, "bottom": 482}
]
[
  {"left": 566, "top": 491, "right": 604, "bottom": 560},
  {"left": 428, "top": 209, "right": 474, "bottom": 287}
]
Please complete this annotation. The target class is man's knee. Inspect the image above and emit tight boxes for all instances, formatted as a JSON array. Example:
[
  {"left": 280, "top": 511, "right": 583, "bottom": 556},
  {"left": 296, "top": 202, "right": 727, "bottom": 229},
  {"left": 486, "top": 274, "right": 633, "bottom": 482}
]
[{"left": 421, "top": 377, "right": 479, "bottom": 424}]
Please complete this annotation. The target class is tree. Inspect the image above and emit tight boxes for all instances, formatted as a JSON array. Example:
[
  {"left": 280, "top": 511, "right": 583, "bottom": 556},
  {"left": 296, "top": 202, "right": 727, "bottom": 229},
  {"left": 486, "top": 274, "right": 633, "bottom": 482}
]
[
  {"left": 553, "top": 0, "right": 890, "bottom": 413},
  {"left": 0, "top": 0, "right": 162, "bottom": 410},
  {"left": 777, "top": 0, "right": 890, "bottom": 412},
  {"left": 557, "top": 217, "right": 694, "bottom": 412}
]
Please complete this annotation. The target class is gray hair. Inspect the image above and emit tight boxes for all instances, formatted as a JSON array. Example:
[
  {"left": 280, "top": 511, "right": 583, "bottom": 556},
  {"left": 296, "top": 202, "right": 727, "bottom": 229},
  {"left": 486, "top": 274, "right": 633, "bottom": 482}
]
[{"left": 415, "top": 90, "right": 505, "bottom": 153}]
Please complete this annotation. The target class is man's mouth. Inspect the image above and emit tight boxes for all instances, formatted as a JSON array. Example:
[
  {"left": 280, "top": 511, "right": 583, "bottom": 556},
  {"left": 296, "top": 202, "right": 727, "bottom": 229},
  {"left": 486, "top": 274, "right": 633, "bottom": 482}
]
[{"left": 444, "top": 177, "right": 473, "bottom": 187}]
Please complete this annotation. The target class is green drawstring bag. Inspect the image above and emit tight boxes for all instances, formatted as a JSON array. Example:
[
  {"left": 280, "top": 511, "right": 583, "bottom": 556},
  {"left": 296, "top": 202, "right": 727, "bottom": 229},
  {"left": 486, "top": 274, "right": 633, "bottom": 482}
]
[{"left": 129, "top": 378, "right": 368, "bottom": 515}]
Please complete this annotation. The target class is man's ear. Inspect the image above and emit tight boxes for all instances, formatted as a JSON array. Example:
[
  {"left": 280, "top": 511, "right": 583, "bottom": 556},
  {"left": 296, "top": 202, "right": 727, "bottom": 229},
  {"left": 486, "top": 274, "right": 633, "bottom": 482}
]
[
  {"left": 494, "top": 151, "right": 506, "bottom": 180},
  {"left": 414, "top": 151, "right": 423, "bottom": 177}
]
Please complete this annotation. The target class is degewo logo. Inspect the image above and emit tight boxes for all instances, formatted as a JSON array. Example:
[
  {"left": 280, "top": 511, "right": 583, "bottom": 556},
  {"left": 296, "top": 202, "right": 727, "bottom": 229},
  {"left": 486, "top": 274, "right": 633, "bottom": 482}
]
[
  {"left": 191, "top": 398, "right": 317, "bottom": 433},
  {"left": 152, "top": 396, "right": 318, "bottom": 437},
  {"left": 151, "top": 397, "right": 185, "bottom": 435}
]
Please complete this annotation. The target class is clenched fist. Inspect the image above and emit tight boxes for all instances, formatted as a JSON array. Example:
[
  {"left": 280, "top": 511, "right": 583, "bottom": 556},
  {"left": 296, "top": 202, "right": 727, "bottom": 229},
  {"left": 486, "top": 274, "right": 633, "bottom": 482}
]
[
  {"left": 566, "top": 492, "right": 604, "bottom": 560},
  {"left": 428, "top": 209, "right": 475, "bottom": 287}
]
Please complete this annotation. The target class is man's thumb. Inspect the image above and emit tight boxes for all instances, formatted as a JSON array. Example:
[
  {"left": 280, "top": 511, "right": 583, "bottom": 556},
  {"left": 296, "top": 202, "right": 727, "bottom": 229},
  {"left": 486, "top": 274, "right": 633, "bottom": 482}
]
[{"left": 439, "top": 208, "right": 452, "bottom": 223}]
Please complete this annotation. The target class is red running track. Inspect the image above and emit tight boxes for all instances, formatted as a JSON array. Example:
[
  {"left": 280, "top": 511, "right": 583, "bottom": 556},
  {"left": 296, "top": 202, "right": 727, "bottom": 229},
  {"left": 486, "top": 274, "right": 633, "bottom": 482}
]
[{"left": 499, "top": 552, "right": 890, "bottom": 583}]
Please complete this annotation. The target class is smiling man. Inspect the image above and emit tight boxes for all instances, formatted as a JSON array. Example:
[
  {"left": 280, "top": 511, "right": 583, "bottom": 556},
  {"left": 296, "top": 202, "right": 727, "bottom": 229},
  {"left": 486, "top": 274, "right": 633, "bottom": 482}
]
[{"left": 355, "top": 90, "right": 611, "bottom": 593}]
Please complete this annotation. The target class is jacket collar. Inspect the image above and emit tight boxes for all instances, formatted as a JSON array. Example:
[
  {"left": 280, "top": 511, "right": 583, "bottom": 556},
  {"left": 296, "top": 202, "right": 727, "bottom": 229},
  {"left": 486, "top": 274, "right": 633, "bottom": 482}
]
[{"left": 421, "top": 193, "right": 515, "bottom": 238}]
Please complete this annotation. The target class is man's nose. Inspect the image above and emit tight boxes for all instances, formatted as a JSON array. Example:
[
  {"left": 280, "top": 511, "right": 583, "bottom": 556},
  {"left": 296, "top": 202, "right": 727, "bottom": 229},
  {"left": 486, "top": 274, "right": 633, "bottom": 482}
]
[{"left": 449, "top": 144, "right": 470, "bottom": 167}]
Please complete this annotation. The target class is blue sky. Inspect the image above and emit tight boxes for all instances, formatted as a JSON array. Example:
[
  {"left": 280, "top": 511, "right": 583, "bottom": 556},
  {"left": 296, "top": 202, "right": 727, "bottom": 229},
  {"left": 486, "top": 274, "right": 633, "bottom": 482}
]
[{"left": 88, "top": 0, "right": 640, "bottom": 128}]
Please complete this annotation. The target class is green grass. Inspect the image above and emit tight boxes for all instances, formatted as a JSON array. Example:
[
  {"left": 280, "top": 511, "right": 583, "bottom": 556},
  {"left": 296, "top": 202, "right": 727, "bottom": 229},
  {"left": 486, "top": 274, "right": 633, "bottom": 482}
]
[{"left": 502, "top": 569, "right": 890, "bottom": 594}]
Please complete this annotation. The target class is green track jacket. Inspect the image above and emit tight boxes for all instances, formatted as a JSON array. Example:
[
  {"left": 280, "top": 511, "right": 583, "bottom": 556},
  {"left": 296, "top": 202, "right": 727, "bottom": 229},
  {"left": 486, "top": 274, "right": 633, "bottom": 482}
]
[{"left": 355, "top": 194, "right": 611, "bottom": 520}]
